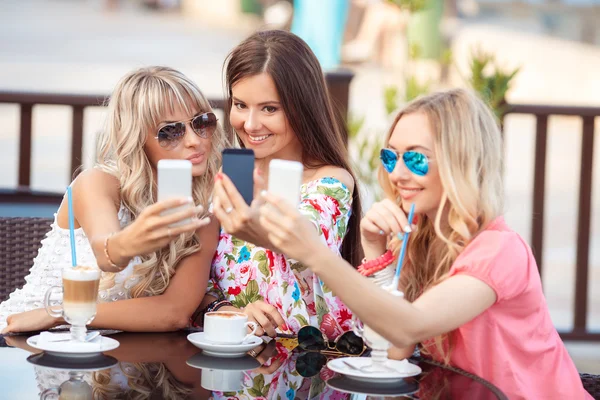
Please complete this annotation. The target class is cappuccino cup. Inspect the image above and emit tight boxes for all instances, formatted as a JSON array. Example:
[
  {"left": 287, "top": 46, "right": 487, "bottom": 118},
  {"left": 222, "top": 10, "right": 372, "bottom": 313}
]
[
  {"left": 201, "top": 368, "right": 244, "bottom": 392},
  {"left": 203, "top": 311, "right": 258, "bottom": 345},
  {"left": 45, "top": 266, "right": 101, "bottom": 342}
]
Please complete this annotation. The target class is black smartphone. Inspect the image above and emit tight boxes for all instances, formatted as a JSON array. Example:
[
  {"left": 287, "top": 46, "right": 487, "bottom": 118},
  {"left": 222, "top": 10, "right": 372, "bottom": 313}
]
[{"left": 222, "top": 148, "right": 255, "bottom": 205}]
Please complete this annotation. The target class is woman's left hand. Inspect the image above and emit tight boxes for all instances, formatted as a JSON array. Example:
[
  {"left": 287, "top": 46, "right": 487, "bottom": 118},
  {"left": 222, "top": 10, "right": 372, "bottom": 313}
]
[
  {"left": 1, "top": 308, "right": 61, "bottom": 334},
  {"left": 258, "top": 192, "right": 324, "bottom": 264},
  {"left": 213, "top": 171, "right": 275, "bottom": 250}
]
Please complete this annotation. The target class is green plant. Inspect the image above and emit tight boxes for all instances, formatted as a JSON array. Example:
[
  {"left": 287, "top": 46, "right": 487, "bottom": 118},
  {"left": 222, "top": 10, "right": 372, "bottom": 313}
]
[
  {"left": 386, "top": 0, "right": 427, "bottom": 13},
  {"left": 405, "top": 76, "right": 430, "bottom": 102},
  {"left": 467, "top": 47, "right": 520, "bottom": 119},
  {"left": 348, "top": 115, "right": 383, "bottom": 199}
]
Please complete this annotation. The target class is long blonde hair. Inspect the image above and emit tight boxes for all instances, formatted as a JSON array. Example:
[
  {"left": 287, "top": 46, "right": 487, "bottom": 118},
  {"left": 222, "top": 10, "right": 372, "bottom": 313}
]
[
  {"left": 95, "top": 66, "right": 227, "bottom": 297},
  {"left": 93, "top": 363, "right": 192, "bottom": 399},
  {"left": 379, "top": 88, "right": 504, "bottom": 362}
]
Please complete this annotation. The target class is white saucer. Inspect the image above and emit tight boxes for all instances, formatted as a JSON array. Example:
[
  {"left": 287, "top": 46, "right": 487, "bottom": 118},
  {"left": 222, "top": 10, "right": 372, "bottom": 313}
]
[
  {"left": 187, "top": 332, "right": 263, "bottom": 358},
  {"left": 326, "top": 376, "right": 419, "bottom": 396},
  {"left": 27, "top": 352, "right": 119, "bottom": 372},
  {"left": 327, "top": 357, "right": 422, "bottom": 383},
  {"left": 187, "top": 353, "right": 260, "bottom": 371},
  {"left": 27, "top": 334, "right": 120, "bottom": 358}
]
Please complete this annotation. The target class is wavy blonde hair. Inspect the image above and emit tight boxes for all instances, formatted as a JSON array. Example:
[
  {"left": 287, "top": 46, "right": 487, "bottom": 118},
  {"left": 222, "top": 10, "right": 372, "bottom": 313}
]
[
  {"left": 95, "top": 66, "right": 227, "bottom": 298},
  {"left": 92, "top": 363, "right": 192, "bottom": 399},
  {"left": 379, "top": 89, "right": 504, "bottom": 363}
]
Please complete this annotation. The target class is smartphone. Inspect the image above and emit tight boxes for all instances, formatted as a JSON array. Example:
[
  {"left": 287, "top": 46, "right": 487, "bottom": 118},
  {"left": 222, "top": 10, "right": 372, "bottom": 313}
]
[
  {"left": 157, "top": 159, "right": 193, "bottom": 227},
  {"left": 222, "top": 148, "right": 255, "bottom": 205},
  {"left": 268, "top": 159, "right": 303, "bottom": 207}
]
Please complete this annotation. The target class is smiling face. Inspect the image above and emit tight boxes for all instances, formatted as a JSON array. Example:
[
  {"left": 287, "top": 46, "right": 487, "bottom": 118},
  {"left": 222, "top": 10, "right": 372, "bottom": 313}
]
[
  {"left": 144, "top": 104, "right": 212, "bottom": 177},
  {"left": 229, "top": 73, "right": 302, "bottom": 164},
  {"left": 386, "top": 112, "right": 444, "bottom": 220}
]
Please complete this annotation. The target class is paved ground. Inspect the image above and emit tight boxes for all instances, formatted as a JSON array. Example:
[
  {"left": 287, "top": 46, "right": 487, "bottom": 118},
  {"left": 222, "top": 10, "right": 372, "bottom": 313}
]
[{"left": 0, "top": 0, "right": 598, "bottom": 372}]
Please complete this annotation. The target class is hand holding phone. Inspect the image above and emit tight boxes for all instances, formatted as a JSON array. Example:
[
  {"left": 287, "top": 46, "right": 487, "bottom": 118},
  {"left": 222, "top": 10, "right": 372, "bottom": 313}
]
[
  {"left": 157, "top": 159, "right": 193, "bottom": 227},
  {"left": 268, "top": 159, "right": 303, "bottom": 207},
  {"left": 222, "top": 149, "right": 255, "bottom": 205}
]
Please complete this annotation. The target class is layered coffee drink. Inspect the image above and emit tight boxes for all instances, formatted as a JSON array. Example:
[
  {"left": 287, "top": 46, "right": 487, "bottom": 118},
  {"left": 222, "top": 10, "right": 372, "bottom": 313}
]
[{"left": 61, "top": 266, "right": 100, "bottom": 326}]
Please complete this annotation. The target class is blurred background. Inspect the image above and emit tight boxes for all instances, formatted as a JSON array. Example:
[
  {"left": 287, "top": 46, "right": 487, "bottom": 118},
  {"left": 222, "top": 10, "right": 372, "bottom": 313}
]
[{"left": 0, "top": 0, "right": 598, "bottom": 372}]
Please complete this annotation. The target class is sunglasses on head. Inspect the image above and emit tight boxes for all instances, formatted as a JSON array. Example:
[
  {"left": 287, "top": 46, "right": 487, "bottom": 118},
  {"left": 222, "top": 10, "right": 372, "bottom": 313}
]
[
  {"left": 297, "top": 326, "right": 366, "bottom": 356},
  {"left": 380, "top": 148, "right": 430, "bottom": 176},
  {"left": 155, "top": 112, "right": 217, "bottom": 150}
]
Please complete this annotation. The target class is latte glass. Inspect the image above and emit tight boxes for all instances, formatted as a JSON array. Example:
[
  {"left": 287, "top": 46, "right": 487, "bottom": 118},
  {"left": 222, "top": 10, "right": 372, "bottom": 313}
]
[{"left": 44, "top": 266, "right": 100, "bottom": 342}]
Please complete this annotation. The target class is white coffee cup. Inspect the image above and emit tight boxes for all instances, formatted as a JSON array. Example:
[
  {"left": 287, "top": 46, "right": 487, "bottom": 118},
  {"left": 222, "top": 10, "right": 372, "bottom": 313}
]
[
  {"left": 201, "top": 369, "right": 244, "bottom": 392},
  {"left": 203, "top": 311, "right": 258, "bottom": 344}
]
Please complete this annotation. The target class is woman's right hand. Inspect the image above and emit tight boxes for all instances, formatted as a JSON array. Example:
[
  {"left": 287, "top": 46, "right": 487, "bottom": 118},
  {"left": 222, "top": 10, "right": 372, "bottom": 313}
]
[
  {"left": 221, "top": 301, "right": 286, "bottom": 338},
  {"left": 110, "top": 198, "right": 209, "bottom": 265},
  {"left": 360, "top": 199, "right": 411, "bottom": 260}
]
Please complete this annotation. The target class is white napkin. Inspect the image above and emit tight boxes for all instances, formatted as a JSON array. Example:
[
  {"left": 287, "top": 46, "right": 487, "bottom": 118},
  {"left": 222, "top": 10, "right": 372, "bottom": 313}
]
[{"left": 37, "top": 331, "right": 101, "bottom": 352}]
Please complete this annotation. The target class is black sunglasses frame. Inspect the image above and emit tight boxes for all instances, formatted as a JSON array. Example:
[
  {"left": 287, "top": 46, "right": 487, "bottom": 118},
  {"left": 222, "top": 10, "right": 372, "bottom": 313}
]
[
  {"left": 155, "top": 112, "right": 218, "bottom": 149},
  {"left": 296, "top": 326, "right": 366, "bottom": 357}
]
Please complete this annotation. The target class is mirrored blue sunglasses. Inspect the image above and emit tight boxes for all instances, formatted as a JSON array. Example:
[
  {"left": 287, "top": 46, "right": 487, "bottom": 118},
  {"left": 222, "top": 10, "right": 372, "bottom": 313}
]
[{"left": 380, "top": 148, "right": 429, "bottom": 176}]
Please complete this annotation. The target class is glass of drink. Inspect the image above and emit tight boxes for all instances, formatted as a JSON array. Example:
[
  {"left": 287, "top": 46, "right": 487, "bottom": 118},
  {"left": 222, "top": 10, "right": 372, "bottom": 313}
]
[
  {"left": 44, "top": 266, "right": 101, "bottom": 342},
  {"left": 40, "top": 371, "right": 92, "bottom": 399},
  {"left": 352, "top": 266, "right": 404, "bottom": 372}
]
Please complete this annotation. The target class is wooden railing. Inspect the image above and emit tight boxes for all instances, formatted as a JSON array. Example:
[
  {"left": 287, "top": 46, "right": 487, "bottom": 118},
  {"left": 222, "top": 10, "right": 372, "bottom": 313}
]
[
  {"left": 504, "top": 104, "right": 599, "bottom": 341},
  {"left": 0, "top": 86, "right": 597, "bottom": 341},
  {"left": 0, "top": 70, "right": 353, "bottom": 204}
]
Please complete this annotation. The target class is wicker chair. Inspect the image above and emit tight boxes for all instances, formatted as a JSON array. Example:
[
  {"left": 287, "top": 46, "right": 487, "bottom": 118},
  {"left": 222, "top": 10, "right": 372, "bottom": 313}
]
[
  {"left": 0, "top": 217, "right": 53, "bottom": 302},
  {"left": 581, "top": 373, "right": 600, "bottom": 399}
]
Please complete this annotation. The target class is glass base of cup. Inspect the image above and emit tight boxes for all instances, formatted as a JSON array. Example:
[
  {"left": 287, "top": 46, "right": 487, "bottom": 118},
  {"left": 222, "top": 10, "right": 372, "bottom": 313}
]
[
  {"left": 360, "top": 347, "right": 395, "bottom": 373},
  {"left": 69, "top": 325, "right": 88, "bottom": 342}
]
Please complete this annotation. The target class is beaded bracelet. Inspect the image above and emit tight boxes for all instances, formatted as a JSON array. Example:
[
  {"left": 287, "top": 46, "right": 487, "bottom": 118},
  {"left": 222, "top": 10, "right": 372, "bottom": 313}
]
[
  {"left": 190, "top": 299, "right": 234, "bottom": 328},
  {"left": 357, "top": 250, "right": 395, "bottom": 277},
  {"left": 103, "top": 233, "right": 125, "bottom": 270},
  {"left": 207, "top": 300, "right": 234, "bottom": 313}
]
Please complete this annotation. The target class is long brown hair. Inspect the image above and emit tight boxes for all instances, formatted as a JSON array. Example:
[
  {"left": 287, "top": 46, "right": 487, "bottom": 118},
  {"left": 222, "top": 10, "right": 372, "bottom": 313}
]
[{"left": 224, "top": 30, "right": 363, "bottom": 266}]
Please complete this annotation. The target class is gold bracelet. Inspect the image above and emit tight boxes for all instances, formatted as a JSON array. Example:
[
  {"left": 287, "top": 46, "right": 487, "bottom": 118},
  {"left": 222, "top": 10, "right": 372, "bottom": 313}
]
[{"left": 104, "top": 233, "right": 125, "bottom": 270}]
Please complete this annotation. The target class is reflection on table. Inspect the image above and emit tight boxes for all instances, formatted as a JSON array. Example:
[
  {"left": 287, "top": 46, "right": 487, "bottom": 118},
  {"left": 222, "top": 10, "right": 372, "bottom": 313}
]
[{"left": 0, "top": 331, "right": 506, "bottom": 399}]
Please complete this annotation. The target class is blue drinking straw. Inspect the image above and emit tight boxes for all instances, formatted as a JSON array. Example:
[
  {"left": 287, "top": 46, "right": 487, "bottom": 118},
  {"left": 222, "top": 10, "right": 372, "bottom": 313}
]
[
  {"left": 390, "top": 203, "right": 416, "bottom": 291},
  {"left": 66, "top": 186, "right": 77, "bottom": 267}
]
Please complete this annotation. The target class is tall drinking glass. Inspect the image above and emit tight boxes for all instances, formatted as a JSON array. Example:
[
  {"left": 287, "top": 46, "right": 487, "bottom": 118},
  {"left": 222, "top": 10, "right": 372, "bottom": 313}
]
[
  {"left": 352, "top": 266, "right": 403, "bottom": 372},
  {"left": 44, "top": 266, "right": 100, "bottom": 342}
]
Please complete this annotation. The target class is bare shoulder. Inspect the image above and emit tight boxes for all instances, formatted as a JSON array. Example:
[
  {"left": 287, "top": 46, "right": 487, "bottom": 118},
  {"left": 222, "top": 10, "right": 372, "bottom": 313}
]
[
  {"left": 310, "top": 166, "right": 355, "bottom": 193},
  {"left": 71, "top": 168, "right": 120, "bottom": 204}
]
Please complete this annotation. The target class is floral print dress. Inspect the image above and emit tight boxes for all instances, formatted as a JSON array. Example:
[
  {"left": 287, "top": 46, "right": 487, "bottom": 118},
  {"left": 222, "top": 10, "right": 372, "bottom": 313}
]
[
  {"left": 211, "top": 341, "right": 349, "bottom": 400},
  {"left": 209, "top": 177, "right": 354, "bottom": 339}
]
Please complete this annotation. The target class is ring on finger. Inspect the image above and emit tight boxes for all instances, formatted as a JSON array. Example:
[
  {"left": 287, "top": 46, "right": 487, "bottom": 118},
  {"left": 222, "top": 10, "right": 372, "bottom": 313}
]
[
  {"left": 248, "top": 343, "right": 265, "bottom": 358},
  {"left": 225, "top": 207, "right": 233, "bottom": 214},
  {"left": 378, "top": 230, "right": 385, "bottom": 236}
]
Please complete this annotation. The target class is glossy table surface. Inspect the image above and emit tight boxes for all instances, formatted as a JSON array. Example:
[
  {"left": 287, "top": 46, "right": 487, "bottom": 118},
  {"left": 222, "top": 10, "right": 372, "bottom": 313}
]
[{"left": 0, "top": 331, "right": 506, "bottom": 399}]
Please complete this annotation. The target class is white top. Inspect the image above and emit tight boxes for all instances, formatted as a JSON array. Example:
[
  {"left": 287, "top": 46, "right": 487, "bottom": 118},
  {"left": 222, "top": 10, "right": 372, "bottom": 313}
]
[{"left": 0, "top": 204, "right": 142, "bottom": 331}]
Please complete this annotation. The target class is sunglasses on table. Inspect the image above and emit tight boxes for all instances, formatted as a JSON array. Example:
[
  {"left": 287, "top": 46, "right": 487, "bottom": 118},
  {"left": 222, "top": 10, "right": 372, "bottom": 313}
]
[
  {"left": 280, "top": 326, "right": 366, "bottom": 378},
  {"left": 296, "top": 325, "right": 366, "bottom": 356},
  {"left": 294, "top": 351, "right": 331, "bottom": 378},
  {"left": 380, "top": 148, "right": 430, "bottom": 176},
  {"left": 155, "top": 112, "right": 218, "bottom": 150}
]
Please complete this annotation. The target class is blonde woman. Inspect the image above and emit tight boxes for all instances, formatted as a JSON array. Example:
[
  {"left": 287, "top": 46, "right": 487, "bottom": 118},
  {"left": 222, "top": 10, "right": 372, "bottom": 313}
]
[
  {"left": 257, "top": 89, "right": 591, "bottom": 399},
  {"left": 1, "top": 66, "right": 226, "bottom": 333}
]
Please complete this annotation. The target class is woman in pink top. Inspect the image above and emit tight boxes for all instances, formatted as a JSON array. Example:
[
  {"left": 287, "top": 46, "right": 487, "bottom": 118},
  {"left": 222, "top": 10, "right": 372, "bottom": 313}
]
[{"left": 257, "top": 89, "right": 591, "bottom": 399}]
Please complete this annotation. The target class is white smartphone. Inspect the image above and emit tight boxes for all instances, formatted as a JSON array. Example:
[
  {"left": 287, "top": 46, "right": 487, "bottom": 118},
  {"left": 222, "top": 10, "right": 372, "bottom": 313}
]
[
  {"left": 157, "top": 159, "right": 193, "bottom": 227},
  {"left": 268, "top": 159, "right": 304, "bottom": 207}
]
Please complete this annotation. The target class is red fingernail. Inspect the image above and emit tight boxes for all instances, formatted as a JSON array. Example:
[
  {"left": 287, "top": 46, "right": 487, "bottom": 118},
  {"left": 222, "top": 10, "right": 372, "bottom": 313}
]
[
  {"left": 412, "top": 214, "right": 419, "bottom": 224},
  {"left": 214, "top": 173, "right": 222, "bottom": 182}
]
